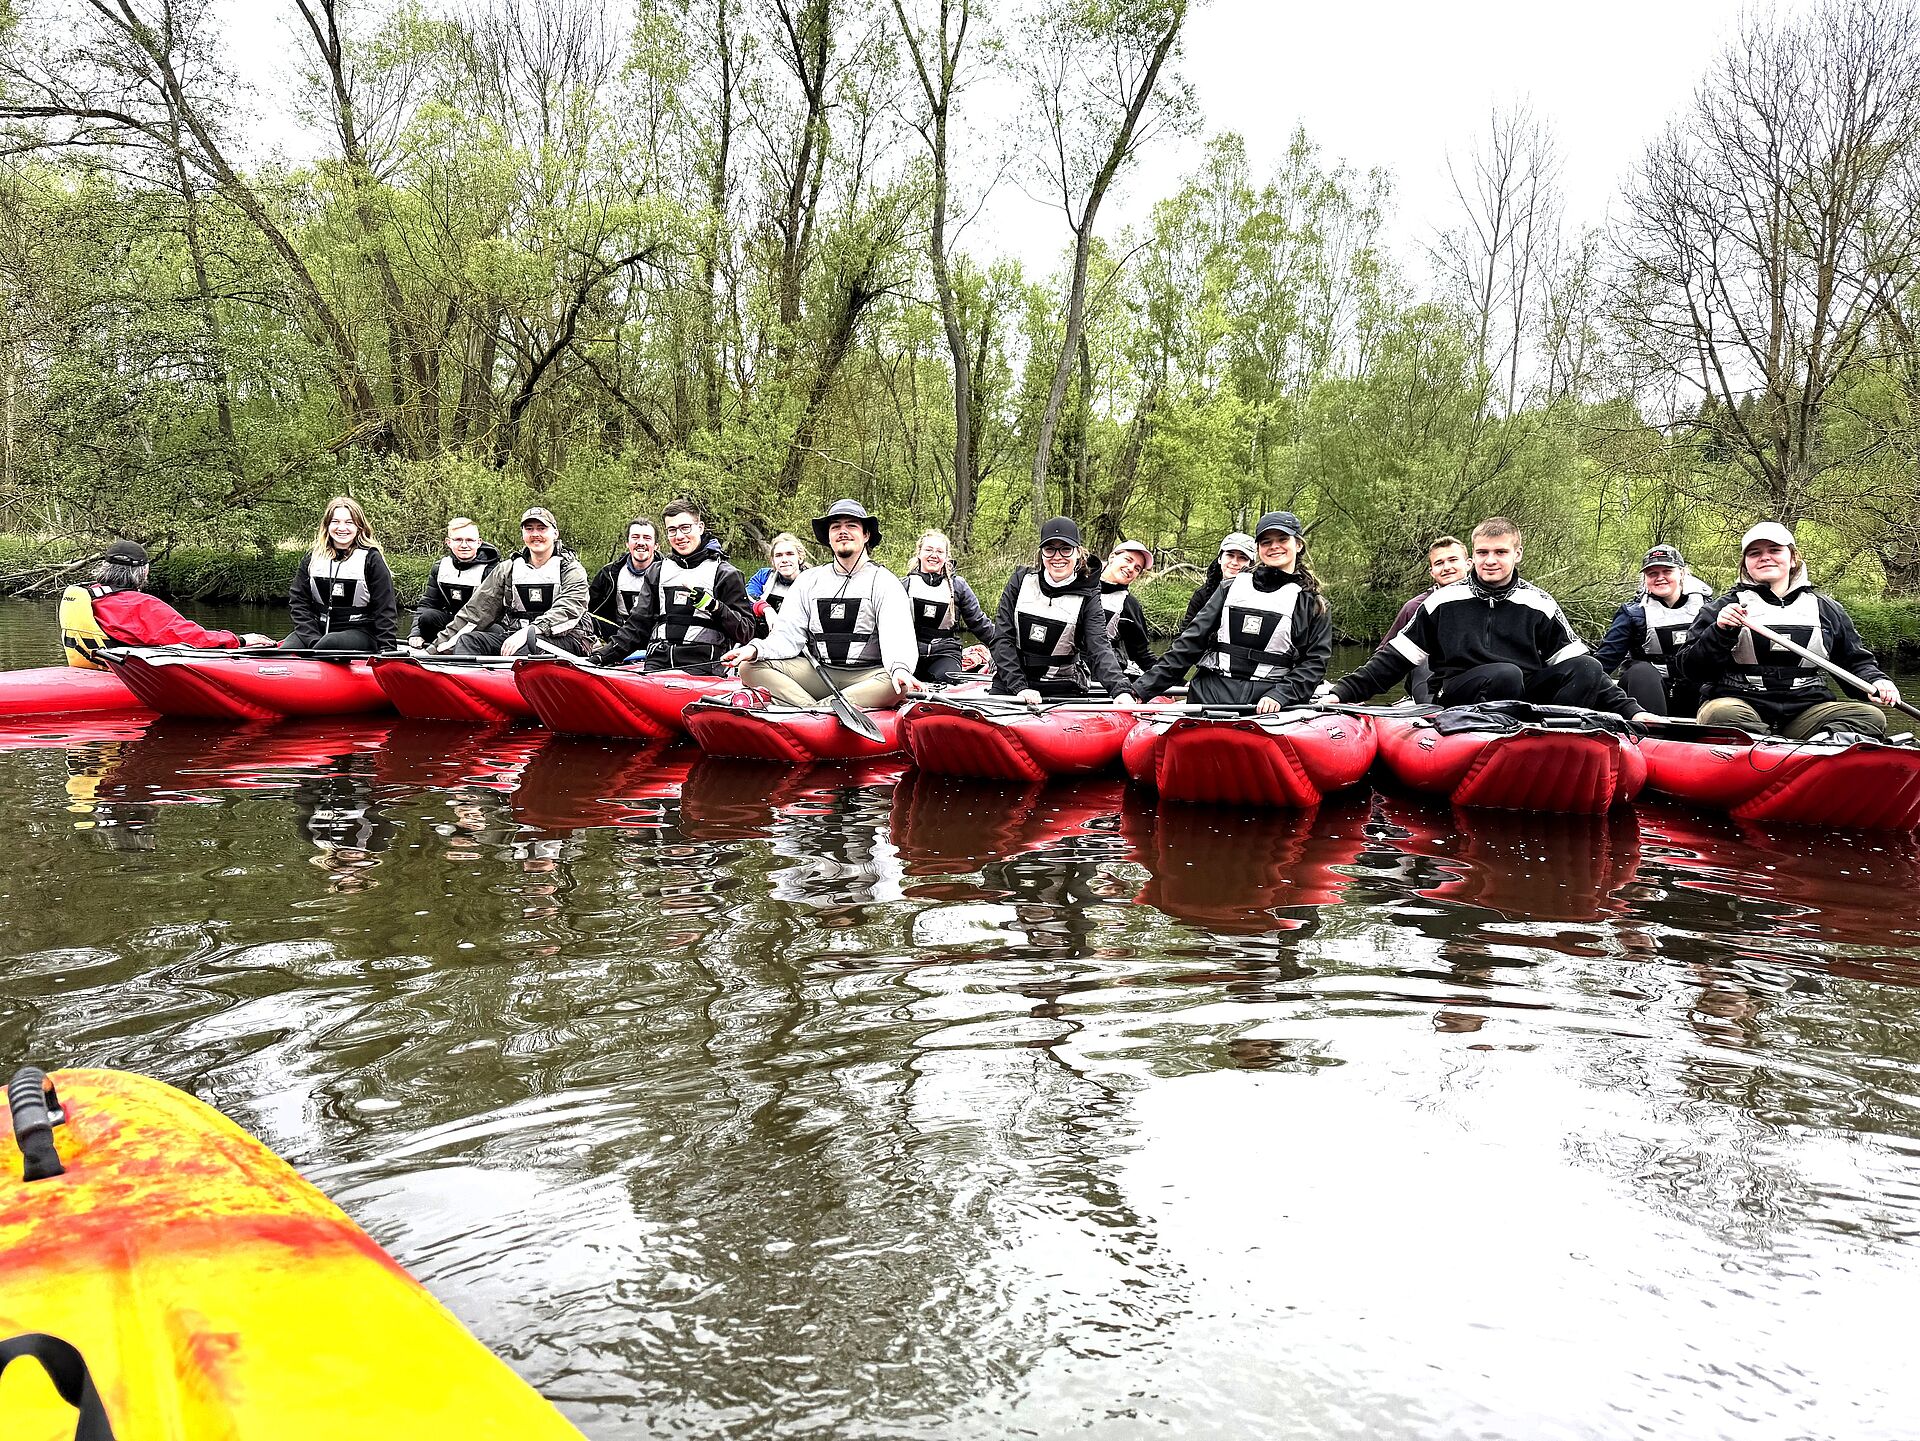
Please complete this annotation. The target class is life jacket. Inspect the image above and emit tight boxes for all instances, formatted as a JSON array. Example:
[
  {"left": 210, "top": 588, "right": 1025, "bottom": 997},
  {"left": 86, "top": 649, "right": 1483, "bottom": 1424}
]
[
  {"left": 807, "top": 566, "right": 886, "bottom": 667},
  {"left": 432, "top": 553, "right": 493, "bottom": 612},
  {"left": 651, "top": 555, "right": 727, "bottom": 661},
  {"left": 1014, "top": 571, "right": 1087, "bottom": 686},
  {"left": 1208, "top": 572, "right": 1306, "bottom": 682},
  {"left": 612, "top": 560, "right": 649, "bottom": 618},
  {"left": 1724, "top": 585, "right": 1830, "bottom": 696},
  {"left": 1637, "top": 584, "right": 1709, "bottom": 677},
  {"left": 905, "top": 569, "right": 958, "bottom": 645},
  {"left": 764, "top": 575, "right": 794, "bottom": 613},
  {"left": 311, "top": 547, "right": 374, "bottom": 631},
  {"left": 507, "top": 554, "right": 563, "bottom": 620},
  {"left": 59, "top": 583, "right": 115, "bottom": 670},
  {"left": 1101, "top": 585, "right": 1128, "bottom": 640}
]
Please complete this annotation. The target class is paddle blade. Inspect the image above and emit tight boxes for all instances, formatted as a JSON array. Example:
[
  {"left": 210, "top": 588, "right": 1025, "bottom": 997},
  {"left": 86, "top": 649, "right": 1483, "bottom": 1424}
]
[{"left": 827, "top": 690, "right": 886, "bottom": 743}]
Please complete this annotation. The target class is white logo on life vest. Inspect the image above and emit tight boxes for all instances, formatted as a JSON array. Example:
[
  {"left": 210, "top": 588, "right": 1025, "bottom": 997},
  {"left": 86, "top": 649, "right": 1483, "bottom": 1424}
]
[
  {"left": 831, "top": 603, "right": 848, "bottom": 620},
  {"left": 1240, "top": 615, "right": 1260, "bottom": 634},
  {"left": 331, "top": 583, "right": 348, "bottom": 599},
  {"left": 530, "top": 588, "right": 547, "bottom": 603},
  {"left": 1028, "top": 623, "right": 1047, "bottom": 643}
]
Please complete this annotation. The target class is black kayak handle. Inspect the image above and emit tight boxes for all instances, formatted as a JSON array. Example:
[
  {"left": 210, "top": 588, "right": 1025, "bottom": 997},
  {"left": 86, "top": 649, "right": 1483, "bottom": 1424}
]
[{"left": 9, "top": 1067, "right": 66, "bottom": 1181}]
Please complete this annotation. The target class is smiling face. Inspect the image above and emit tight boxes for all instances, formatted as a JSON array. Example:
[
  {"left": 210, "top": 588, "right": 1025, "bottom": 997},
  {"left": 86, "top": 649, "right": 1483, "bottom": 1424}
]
[
  {"left": 1220, "top": 550, "right": 1250, "bottom": 578},
  {"left": 827, "top": 517, "right": 868, "bottom": 561},
  {"left": 627, "top": 523, "right": 656, "bottom": 566},
  {"left": 327, "top": 506, "right": 361, "bottom": 550},
  {"left": 1743, "top": 540, "right": 1794, "bottom": 591},
  {"left": 1428, "top": 544, "right": 1467, "bottom": 587},
  {"left": 1257, "top": 531, "right": 1301, "bottom": 571},
  {"left": 522, "top": 519, "right": 555, "bottom": 564},
  {"left": 447, "top": 524, "right": 480, "bottom": 561},
  {"left": 771, "top": 541, "right": 803, "bottom": 580},
  {"left": 1642, "top": 564, "right": 1682, "bottom": 602},
  {"left": 664, "top": 514, "right": 702, "bottom": 558},
  {"left": 917, "top": 535, "right": 950, "bottom": 573},
  {"left": 1473, "top": 532, "right": 1521, "bottom": 586},
  {"left": 1040, "top": 540, "right": 1079, "bottom": 584},
  {"left": 1104, "top": 551, "right": 1145, "bottom": 586}
]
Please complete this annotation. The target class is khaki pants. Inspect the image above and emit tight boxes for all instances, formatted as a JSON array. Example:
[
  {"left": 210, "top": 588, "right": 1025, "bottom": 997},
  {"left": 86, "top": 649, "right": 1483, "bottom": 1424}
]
[
  {"left": 1697, "top": 696, "right": 1888, "bottom": 739},
  {"left": 740, "top": 655, "right": 902, "bottom": 710}
]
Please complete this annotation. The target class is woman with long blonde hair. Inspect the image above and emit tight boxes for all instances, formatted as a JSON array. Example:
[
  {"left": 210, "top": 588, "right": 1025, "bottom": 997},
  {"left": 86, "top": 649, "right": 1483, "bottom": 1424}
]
[{"left": 286, "top": 495, "right": 397, "bottom": 652}]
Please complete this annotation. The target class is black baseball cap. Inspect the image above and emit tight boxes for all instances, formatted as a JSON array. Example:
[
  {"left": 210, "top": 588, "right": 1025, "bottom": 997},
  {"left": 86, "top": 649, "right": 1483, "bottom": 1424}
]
[
  {"left": 1640, "top": 544, "right": 1685, "bottom": 571},
  {"left": 103, "top": 539, "right": 149, "bottom": 566},
  {"left": 1039, "top": 517, "right": 1083, "bottom": 547},
  {"left": 1255, "top": 511, "right": 1305, "bottom": 541}
]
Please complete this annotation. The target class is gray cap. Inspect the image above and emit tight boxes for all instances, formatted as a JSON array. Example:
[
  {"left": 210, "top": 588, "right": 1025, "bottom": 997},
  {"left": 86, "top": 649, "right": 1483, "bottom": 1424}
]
[
  {"left": 1219, "top": 532, "right": 1256, "bottom": 561},
  {"left": 1640, "top": 543, "right": 1685, "bottom": 571},
  {"left": 520, "top": 506, "right": 558, "bottom": 530}
]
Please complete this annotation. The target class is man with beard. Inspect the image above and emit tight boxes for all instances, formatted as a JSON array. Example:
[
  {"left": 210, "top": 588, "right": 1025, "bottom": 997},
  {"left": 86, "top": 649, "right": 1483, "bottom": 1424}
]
[
  {"left": 721, "top": 499, "right": 924, "bottom": 708},
  {"left": 429, "top": 507, "right": 597, "bottom": 657},
  {"left": 589, "top": 500, "right": 754, "bottom": 673}
]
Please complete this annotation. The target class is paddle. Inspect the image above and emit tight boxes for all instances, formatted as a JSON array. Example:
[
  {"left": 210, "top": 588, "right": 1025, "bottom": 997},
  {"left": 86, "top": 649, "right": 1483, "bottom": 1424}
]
[
  {"left": 1740, "top": 614, "right": 1920, "bottom": 722},
  {"left": 805, "top": 654, "right": 886, "bottom": 743}
]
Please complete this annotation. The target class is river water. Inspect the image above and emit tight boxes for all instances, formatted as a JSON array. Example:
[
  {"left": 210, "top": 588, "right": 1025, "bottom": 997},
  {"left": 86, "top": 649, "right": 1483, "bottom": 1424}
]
[{"left": 4, "top": 599, "right": 1920, "bottom": 1439}]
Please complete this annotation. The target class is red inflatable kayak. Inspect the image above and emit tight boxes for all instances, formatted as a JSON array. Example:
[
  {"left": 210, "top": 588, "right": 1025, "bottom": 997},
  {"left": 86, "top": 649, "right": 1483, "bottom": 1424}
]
[
  {"left": 1641, "top": 728, "right": 1920, "bottom": 829},
  {"left": 683, "top": 693, "right": 903, "bottom": 762},
  {"left": 1121, "top": 709, "right": 1377, "bottom": 807},
  {"left": 102, "top": 649, "right": 391, "bottom": 721},
  {"left": 369, "top": 655, "right": 534, "bottom": 723},
  {"left": 900, "top": 697, "right": 1135, "bottom": 780},
  {"left": 515, "top": 660, "right": 739, "bottom": 740},
  {"left": 0, "top": 664, "right": 146, "bottom": 718},
  {"left": 1375, "top": 706, "right": 1647, "bottom": 813}
]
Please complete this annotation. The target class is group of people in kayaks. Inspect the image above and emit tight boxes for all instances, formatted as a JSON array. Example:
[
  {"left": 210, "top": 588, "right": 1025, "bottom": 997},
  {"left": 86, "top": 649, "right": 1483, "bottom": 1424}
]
[{"left": 58, "top": 490, "right": 1905, "bottom": 743}]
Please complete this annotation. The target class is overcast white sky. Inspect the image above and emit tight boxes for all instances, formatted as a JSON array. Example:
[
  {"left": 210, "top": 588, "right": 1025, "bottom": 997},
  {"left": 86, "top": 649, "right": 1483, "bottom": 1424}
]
[{"left": 220, "top": 0, "right": 1783, "bottom": 285}]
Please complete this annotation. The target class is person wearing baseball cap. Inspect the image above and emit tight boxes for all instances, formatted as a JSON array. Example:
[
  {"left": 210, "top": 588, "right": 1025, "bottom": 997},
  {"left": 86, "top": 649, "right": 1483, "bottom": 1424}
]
[
  {"left": 721, "top": 498, "right": 925, "bottom": 707},
  {"left": 1096, "top": 538, "right": 1157, "bottom": 673},
  {"left": 1180, "top": 531, "right": 1258, "bottom": 628},
  {"left": 986, "top": 517, "right": 1136, "bottom": 703},
  {"left": 59, "top": 539, "right": 274, "bottom": 666},
  {"left": 1673, "top": 521, "right": 1900, "bottom": 739},
  {"left": 430, "top": 505, "right": 598, "bottom": 657},
  {"left": 1322, "top": 516, "right": 1641, "bottom": 716},
  {"left": 1134, "top": 510, "right": 1332, "bottom": 713},
  {"left": 1590, "top": 542, "right": 1715, "bottom": 715}
]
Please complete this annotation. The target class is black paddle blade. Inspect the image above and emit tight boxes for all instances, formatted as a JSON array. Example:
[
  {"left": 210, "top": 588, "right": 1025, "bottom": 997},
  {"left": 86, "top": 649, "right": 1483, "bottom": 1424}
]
[{"left": 826, "top": 688, "right": 885, "bottom": 743}]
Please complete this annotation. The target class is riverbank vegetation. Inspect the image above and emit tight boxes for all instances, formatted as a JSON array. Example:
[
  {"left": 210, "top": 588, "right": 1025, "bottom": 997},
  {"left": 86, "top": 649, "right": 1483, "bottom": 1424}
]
[{"left": 0, "top": 0, "right": 1916, "bottom": 645}]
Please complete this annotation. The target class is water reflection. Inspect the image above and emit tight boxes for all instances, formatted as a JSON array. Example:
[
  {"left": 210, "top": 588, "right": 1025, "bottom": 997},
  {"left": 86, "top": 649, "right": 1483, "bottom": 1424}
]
[{"left": 3, "top": 707, "right": 1920, "bottom": 1438}]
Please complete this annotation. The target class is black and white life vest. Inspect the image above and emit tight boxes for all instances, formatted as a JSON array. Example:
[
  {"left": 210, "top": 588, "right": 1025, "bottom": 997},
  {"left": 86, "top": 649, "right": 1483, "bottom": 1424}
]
[
  {"left": 1208, "top": 572, "right": 1305, "bottom": 682},
  {"left": 905, "top": 569, "right": 958, "bottom": 644},
  {"left": 1639, "top": 588, "right": 1707, "bottom": 676},
  {"left": 1725, "top": 586, "right": 1829, "bottom": 696},
  {"left": 764, "top": 575, "right": 793, "bottom": 613},
  {"left": 312, "top": 548, "right": 374, "bottom": 630},
  {"left": 652, "top": 555, "right": 726, "bottom": 657},
  {"left": 808, "top": 568, "right": 884, "bottom": 667},
  {"left": 1014, "top": 572, "right": 1087, "bottom": 685},
  {"left": 433, "top": 554, "right": 492, "bottom": 612},
  {"left": 507, "top": 554, "right": 563, "bottom": 619},
  {"left": 1101, "top": 587, "right": 1127, "bottom": 640},
  {"left": 613, "top": 561, "right": 649, "bottom": 618}
]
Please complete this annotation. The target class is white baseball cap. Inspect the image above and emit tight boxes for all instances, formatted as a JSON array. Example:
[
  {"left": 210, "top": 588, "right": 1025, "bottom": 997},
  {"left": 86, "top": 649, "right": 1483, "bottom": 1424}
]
[
  {"left": 1112, "top": 539, "right": 1153, "bottom": 567},
  {"left": 1740, "top": 521, "right": 1795, "bottom": 551}
]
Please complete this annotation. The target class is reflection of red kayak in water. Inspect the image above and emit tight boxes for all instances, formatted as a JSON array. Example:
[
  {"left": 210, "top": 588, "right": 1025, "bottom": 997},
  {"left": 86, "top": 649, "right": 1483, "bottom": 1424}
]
[
  {"left": 77, "top": 718, "right": 398, "bottom": 804},
  {"left": 900, "top": 697, "right": 1132, "bottom": 780},
  {"left": 1371, "top": 793, "right": 1642, "bottom": 923},
  {"left": 102, "top": 649, "right": 391, "bottom": 721},
  {"left": 0, "top": 664, "right": 146, "bottom": 718},
  {"left": 510, "top": 737, "right": 696, "bottom": 835},
  {"left": 1640, "top": 801, "right": 1920, "bottom": 955},
  {"left": 0, "top": 713, "right": 155, "bottom": 753},
  {"left": 369, "top": 656, "right": 534, "bottom": 724},
  {"left": 515, "top": 660, "right": 740, "bottom": 740},
  {"left": 681, "top": 754, "right": 907, "bottom": 839},
  {"left": 684, "top": 694, "right": 903, "bottom": 762},
  {"left": 1122, "top": 793, "right": 1372, "bottom": 933},
  {"left": 1641, "top": 729, "right": 1920, "bottom": 830},
  {"left": 371, "top": 723, "right": 548, "bottom": 793},
  {"left": 1375, "top": 707, "right": 1647, "bottom": 813},
  {"left": 889, "top": 770, "right": 1129, "bottom": 875},
  {"left": 1122, "top": 710, "right": 1376, "bottom": 807}
]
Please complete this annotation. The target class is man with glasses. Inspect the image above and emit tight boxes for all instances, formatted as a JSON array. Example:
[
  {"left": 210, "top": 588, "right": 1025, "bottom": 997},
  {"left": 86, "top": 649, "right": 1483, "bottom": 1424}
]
[
  {"left": 722, "top": 498, "right": 924, "bottom": 708},
  {"left": 590, "top": 500, "right": 754, "bottom": 673},
  {"left": 407, "top": 517, "right": 501, "bottom": 649}
]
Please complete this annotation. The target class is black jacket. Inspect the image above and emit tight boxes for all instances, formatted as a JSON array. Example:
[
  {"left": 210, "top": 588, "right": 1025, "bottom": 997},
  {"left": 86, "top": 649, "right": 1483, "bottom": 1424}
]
[
  {"left": 413, "top": 542, "right": 501, "bottom": 615},
  {"left": 1674, "top": 580, "right": 1887, "bottom": 728},
  {"left": 589, "top": 553, "right": 659, "bottom": 629},
  {"left": 1138, "top": 566, "right": 1331, "bottom": 707},
  {"left": 1331, "top": 571, "right": 1585, "bottom": 703},
  {"left": 590, "top": 535, "right": 755, "bottom": 666},
  {"left": 1181, "top": 560, "right": 1224, "bottom": 628},
  {"left": 288, "top": 546, "right": 397, "bottom": 650},
  {"left": 1101, "top": 582, "right": 1156, "bottom": 670},
  {"left": 987, "top": 565, "right": 1134, "bottom": 697}
]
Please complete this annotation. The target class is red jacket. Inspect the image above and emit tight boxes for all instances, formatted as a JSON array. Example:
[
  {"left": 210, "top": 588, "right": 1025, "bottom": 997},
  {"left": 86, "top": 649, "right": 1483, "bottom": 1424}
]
[{"left": 93, "top": 589, "right": 244, "bottom": 649}]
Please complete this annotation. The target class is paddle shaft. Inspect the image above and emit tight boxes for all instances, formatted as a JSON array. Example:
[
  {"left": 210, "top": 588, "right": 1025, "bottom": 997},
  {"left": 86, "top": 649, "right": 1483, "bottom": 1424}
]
[
  {"left": 805, "top": 654, "right": 887, "bottom": 742},
  {"left": 1740, "top": 615, "right": 1919, "bottom": 721}
]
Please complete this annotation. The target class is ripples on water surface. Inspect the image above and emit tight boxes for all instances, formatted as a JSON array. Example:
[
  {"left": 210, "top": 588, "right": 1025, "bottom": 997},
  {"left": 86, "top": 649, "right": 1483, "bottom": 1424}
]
[{"left": 4, "top": 641, "right": 1920, "bottom": 1437}]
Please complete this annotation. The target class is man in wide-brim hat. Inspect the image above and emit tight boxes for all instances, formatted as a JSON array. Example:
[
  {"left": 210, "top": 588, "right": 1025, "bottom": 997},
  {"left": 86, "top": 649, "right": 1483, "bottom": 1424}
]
[{"left": 723, "top": 498, "right": 924, "bottom": 707}]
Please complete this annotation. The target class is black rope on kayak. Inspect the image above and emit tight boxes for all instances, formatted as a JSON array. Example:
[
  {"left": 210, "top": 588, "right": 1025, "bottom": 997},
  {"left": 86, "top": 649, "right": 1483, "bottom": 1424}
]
[
  {"left": 8, "top": 1067, "right": 65, "bottom": 1181},
  {"left": 0, "top": 1334, "right": 119, "bottom": 1439}
]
